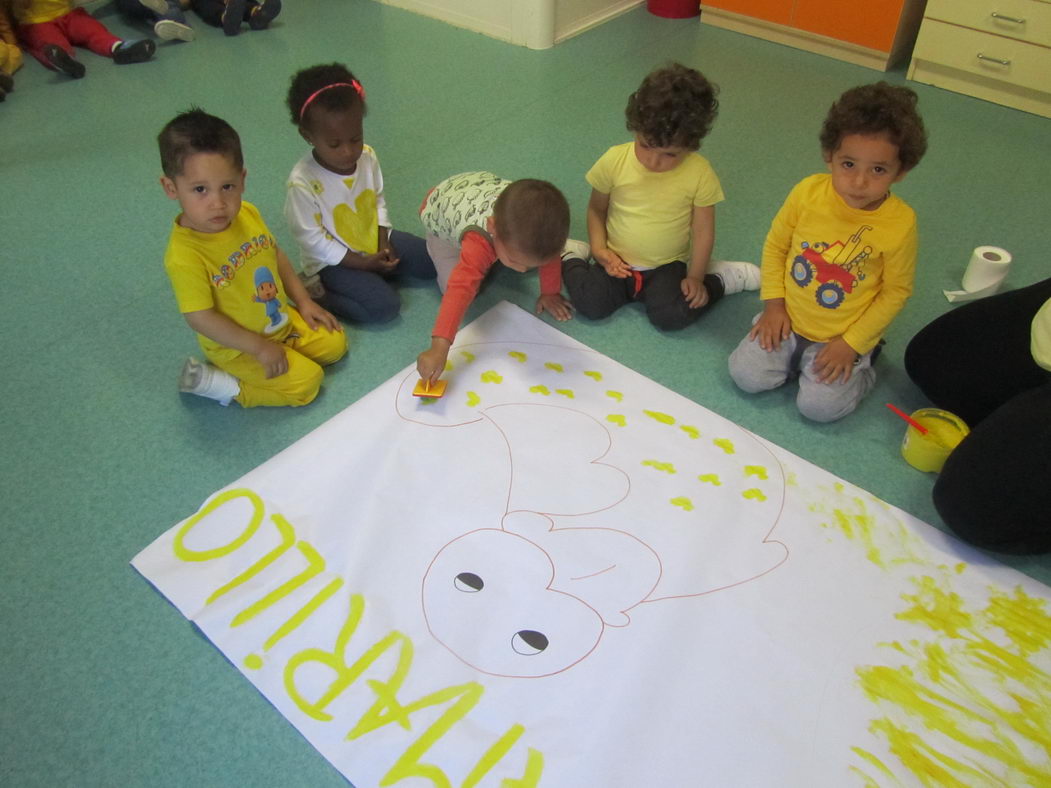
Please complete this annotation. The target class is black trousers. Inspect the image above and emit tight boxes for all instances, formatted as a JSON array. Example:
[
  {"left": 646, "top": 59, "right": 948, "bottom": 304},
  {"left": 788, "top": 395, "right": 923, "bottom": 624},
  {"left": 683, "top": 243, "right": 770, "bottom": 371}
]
[
  {"left": 905, "top": 277, "right": 1051, "bottom": 553},
  {"left": 562, "top": 258, "right": 725, "bottom": 331}
]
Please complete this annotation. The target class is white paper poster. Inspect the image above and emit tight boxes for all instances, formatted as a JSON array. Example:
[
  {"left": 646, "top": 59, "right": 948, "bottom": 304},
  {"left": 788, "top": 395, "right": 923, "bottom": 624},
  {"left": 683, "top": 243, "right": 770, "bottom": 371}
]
[{"left": 133, "top": 302, "right": 1051, "bottom": 787}]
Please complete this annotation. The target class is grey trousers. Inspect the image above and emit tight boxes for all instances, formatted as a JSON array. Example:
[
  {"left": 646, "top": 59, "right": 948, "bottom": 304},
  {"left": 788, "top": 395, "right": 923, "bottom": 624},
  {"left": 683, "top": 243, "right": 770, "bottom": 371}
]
[{"left": 728, "top": 318, "right": 877, "bottom": 422}]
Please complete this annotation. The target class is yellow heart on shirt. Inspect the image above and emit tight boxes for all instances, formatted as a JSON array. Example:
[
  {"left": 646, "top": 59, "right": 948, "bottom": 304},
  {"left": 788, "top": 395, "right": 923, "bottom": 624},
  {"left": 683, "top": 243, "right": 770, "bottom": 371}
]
[{"left": 332, "top": 190, "right": 378, "bottom": 253}]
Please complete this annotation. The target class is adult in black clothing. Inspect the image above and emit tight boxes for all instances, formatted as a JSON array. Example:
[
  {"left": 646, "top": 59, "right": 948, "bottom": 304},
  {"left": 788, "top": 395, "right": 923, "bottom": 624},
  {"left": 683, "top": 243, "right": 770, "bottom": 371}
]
[{"left": 904, "top": 277, "right": 1051, "bottom": 554}]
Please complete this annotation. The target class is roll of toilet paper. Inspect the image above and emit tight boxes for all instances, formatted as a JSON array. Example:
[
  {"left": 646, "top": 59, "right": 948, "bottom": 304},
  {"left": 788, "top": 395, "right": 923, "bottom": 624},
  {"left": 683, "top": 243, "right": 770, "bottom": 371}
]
[{"left": 943, "top": 246, "right": 1011, "bottom": 303}]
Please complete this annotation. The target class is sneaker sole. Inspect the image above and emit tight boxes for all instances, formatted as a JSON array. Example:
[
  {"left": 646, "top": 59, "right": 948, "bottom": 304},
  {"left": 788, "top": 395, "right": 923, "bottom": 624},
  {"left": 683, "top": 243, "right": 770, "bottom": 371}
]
[
  {"left": 154, "top": 20, "right": 195, "bottom": 41},
  {"left": 112, "top": 39, "right": 156, "bottom": 64}
]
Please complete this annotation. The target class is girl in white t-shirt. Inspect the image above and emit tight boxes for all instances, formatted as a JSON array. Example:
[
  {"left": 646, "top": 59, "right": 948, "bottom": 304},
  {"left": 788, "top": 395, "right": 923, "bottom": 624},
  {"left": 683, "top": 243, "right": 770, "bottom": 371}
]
[{"left": 284, "top": 63, "right": 435, "bottom": 323}]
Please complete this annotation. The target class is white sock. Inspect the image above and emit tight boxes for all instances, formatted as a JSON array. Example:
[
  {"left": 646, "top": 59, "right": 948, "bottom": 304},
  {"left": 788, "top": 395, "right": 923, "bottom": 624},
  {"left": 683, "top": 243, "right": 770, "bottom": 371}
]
[{"left": 179, "top": 358, "right": 240, "bottom": 406}]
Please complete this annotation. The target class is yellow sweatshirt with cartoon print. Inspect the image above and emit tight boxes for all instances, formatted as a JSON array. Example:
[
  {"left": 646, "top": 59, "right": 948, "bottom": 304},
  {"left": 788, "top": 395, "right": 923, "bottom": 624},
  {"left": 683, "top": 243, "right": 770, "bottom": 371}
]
[{"left": 760, "top": 173, "right": 916, "bottom": 355}]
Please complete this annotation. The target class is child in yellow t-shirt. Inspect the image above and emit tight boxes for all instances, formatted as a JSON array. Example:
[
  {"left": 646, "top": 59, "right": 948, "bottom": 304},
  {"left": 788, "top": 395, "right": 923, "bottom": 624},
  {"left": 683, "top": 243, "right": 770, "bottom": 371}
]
[
  {"left": 563, "top": 62, "right": 759, "bottom": 331},
  {"left": 158, "top": 108, "right": 346, "bottom": 408},
  {"left": 729, "top": 82, "right": 928, "bottom": 422}
]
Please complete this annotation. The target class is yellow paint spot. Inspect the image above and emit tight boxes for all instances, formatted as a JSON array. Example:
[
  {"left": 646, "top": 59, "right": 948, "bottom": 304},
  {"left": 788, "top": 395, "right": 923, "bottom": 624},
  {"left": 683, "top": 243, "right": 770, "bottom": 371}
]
[
  {"left": 244, "top": 653, "right": 264, "bottom": 670},
  {"left": 555, "top": 389, "right": 575, "bottom": 399},
  {"left": 544, "top": 362, "right": 563, "bottom": 372},
  {"left": 679, "top": 425, "right": 700, "bottom": 439},
  {"left": 607, "top": 415, "right": 626, "bottom": 427},
  {"left": 419, "top": 397, "right": 438, "bottom": 406},
  {"left": 480, "top": 370, "right": 503, "bottom": 384},
  {"left": 955, "top": 563, "right": 966, "bottom": 575},
  {"left": 698, "top": 474, "right": 721, "bottom": 486},
  {"left": 643, "top": 410, "right": 675, "bottom": 425},
  {"left": 508, "top": 351, "right": 527, "bottom": 363},
  {"left": 460, "top": 351, "right": 476, "bottom": 363},
  {"left": 529, "top": 385, "right": 550, "bottom": 396},
  {"left": 466, "top": 391, "right": 480, "bottom": 407},
  {"left": 670, "top": 497, "right": 694, "bottom": 512},
  {"left": 713, "top": 438, "right": 735, "bottom": 454},
  {"left": 584, "top": 370, "right": 602, "bottom": 381},
  {"left": 742, "top": 488, "right": 767, "bottom": 502},
  {"left": 444, "top": 361, "right": 453, "bottom": 371},
  {"left": 606, "top": 390, "right": 623, "bottom": 402},
  {"left": 642, "top": 460, "right": 676, "bottom": 474},
  {"left": 744, "top": 465, "right": 768, "bottom": 480},
  {"left": 853, "top": 576, "right": 1051, "bottom": 787}
]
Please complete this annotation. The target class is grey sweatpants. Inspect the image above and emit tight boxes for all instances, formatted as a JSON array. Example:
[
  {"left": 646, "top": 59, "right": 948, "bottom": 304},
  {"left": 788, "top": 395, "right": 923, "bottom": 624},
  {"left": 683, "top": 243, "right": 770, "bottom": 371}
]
[{"left": 728, "top": 318, "right": 877, "bottom": 423}]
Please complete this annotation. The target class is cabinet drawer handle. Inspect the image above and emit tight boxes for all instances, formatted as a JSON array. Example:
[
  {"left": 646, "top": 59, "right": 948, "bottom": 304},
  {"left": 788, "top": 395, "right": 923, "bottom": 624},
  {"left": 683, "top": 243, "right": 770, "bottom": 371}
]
[
  {"left": 977, "top": 52, "right": 1011, "bottom": 66},
  {"left": 990, "top": 12, "right": 1026, "bottom": 24}
]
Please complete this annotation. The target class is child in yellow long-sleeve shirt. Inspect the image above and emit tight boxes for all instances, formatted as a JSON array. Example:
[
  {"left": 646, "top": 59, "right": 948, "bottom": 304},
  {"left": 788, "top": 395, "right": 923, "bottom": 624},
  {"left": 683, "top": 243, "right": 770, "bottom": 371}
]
[{"left": 728, "top": 82, "right": 927, "bottom": 423}]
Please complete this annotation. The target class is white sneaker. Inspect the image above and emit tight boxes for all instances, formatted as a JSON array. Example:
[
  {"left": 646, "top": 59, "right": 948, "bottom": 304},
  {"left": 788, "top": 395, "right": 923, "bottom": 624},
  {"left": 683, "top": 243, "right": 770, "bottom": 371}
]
[
  {"left": 179, "top": 358, "right": 239, "bottom": 406},
  {"left": 154, "top": 19, "right": 195, "bottom": 41},
  {"left": 710, "top": 260, "right": 761, "bottom": 295},
  {"left": 561, "top": 238, "right": 590, "bottom": 263}
]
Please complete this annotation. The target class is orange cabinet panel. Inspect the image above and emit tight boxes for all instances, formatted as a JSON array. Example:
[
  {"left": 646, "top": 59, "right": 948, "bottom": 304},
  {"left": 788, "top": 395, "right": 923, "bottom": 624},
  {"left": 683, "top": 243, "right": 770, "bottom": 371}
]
[
  {"left": 793, "top": 0, "right": 906, "bottom": 52},
  {"left": 703, "top": 0, "right": 791, "bottom": 25},
  {"left": 701, "top": 0, "right": 927, "bottom": 70}
]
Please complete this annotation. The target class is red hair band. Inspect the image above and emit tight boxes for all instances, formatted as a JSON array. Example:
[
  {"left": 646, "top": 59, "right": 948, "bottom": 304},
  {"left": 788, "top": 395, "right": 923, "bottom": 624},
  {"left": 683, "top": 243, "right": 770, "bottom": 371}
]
[{"left": 298, "top": 80, "right": 366, "bottom": 122}]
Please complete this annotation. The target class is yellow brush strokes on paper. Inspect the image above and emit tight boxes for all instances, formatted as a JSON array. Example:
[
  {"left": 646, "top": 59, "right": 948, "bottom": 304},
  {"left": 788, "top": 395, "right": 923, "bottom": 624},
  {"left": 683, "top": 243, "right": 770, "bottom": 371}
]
[
  {"left": 642, "top": 460, "right": 676, "bottom": 474},
  {"left": 607, "top": 415, "right": 626, "bottom": 427},
  {"left": 481, "top": 370, "right": 503, "bottom": 384},
  {"left": 697, "top": 474, "right": 721, "bottom": 486},
  {"left": 544, "top": 362, "right": 563, "bottom": 372},
  {"left": 851, "top": 574, "right": 1051, "bottom": 787},
  {"left": 680, "top": 425, "right": 700, "bottom": 439},
  {"left": 670, "top": 497, "right": 694, "bottom": 512},
  {"left": 606, "top": 390, "right": 623, "bottom": 402},
  {"left": 555, "top": 389, "right": 574, "bottom": 399},
  {"left": 460, "top": 351, "right": 476, "bottom": 363},
  {"left": 466, "top": 392, "right": 480, "bottom": 407},
  {"left": 744, "top": 465, "right": 768, "bottom": 480},
  {"left": 742, "top": 488, "right": 767, "bottom": 502},
  {"left": 508, "top": 351, "right": 527, "bottom": 363},
  {"left": 584, "top": 371, "right": 602, "bottom": 381},
  {"left": 643, "top": 410, "right": 675, "bottom": 425},
  {"left": 806, "top": 483, "right": 927, "bottom": 570},
  {"left": 529, "top": 385, "right": 550, "bottom": 396},
  {"left": 713, "top": 438, "right": 735, "bottom": 454}
]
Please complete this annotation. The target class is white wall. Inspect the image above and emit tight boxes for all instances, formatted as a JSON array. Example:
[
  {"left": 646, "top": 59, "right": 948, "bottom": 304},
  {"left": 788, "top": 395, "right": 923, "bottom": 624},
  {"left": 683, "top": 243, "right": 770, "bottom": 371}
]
[{"left": 374, "top": 0, "right": 644, "bottom": 49}]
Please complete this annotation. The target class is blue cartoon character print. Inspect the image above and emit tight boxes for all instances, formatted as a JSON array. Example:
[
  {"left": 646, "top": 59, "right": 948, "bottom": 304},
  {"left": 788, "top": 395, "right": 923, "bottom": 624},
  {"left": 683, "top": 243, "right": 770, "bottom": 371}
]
[{"left": 253, "top": 266, "right": 289, "bottom": 334}]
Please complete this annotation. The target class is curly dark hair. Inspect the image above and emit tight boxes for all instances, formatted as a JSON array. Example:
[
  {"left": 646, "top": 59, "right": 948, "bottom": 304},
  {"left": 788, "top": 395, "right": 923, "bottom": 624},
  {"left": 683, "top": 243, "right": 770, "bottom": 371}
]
[
  {"left": 493, "top": 180, "right": 570, "bottom": 260},
  {"left": 819, "top": 82, "right": 928, "bottom": 171},
  {"left": 287, "top": 63, "right": 367, "bottom": 128},
  {"left": 625, "top": 62, "right": 719, "bottom": 150},
  {"left": 157, "top": 107, "right": 242, "bottom": 178}
]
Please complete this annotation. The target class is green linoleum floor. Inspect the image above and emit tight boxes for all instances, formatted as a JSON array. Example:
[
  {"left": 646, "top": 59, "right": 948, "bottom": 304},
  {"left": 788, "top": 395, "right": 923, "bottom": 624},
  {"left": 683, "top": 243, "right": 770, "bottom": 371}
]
[{"left": 3, "top": 1, "right": 1050, "bottom": 784}]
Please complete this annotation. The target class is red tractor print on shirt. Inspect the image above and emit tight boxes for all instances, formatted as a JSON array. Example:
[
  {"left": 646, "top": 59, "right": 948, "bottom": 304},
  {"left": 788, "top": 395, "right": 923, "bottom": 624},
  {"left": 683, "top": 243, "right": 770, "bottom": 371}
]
[{"left": 791, "top": 225, "right": 873, "bottom": 309}]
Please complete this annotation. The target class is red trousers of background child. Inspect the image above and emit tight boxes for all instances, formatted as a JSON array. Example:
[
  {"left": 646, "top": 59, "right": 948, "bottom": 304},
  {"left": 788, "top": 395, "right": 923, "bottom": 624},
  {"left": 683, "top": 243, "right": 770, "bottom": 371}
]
[{"left": 18, "top": 8, "right": 120, "bottom": 67}]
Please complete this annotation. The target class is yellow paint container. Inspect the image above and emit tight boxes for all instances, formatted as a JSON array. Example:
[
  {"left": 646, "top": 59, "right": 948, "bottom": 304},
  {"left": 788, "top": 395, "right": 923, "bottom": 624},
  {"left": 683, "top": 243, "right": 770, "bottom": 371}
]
[{"left": 900, "top": 408, "right": 970, "bottom": 473}]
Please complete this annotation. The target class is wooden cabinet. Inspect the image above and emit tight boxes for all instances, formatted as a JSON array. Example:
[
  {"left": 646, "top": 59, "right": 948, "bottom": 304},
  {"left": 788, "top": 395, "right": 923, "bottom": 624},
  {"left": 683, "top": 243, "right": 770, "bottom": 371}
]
[
  {"left": 702, "top": 0, "right": 928, "bottom": 71},
  {"left": 908, "top": 0, "right": 1051, "bottom": 118}
]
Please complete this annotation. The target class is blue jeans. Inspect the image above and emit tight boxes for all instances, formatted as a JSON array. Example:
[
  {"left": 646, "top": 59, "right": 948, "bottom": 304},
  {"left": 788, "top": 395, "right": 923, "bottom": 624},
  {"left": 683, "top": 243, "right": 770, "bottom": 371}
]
[
  {"left": 115, "top": 0, "right": 187, "bottom": 24},
  {"left": 317, "top": 230, "right": 436, "bottom": 324}
]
